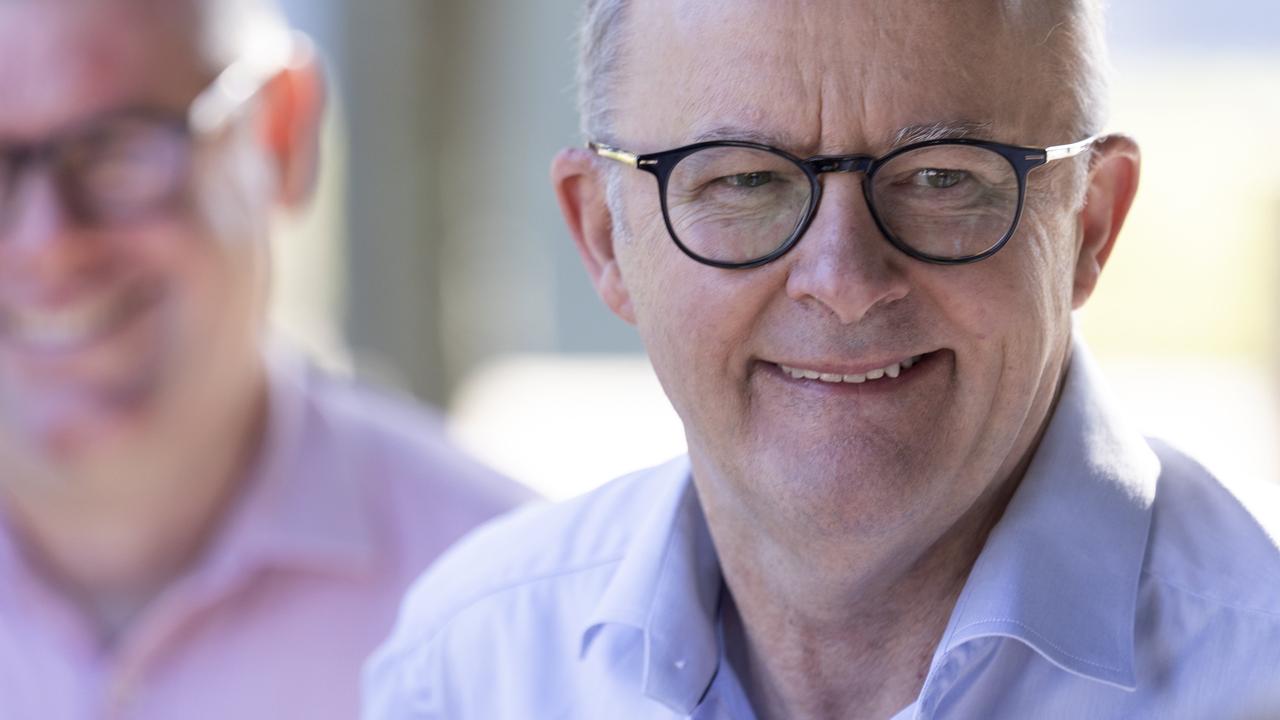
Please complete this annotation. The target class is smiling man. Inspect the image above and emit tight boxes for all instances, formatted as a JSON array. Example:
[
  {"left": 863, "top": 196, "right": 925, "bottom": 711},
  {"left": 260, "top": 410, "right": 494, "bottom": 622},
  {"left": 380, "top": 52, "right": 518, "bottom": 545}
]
[
  {"left": 364, "top": 1, "right": 1280, "bottom": 718},
  {"left": 0, "top": 1, "right": 530, "bottom": 718}
]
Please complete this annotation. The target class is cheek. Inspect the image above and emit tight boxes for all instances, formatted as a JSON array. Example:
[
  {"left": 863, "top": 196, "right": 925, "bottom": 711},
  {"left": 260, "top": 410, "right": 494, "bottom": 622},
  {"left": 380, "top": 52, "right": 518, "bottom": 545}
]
[
  {"left": 128, "top": 211, "right": 269, "bottom": 352},
  {"left": 618, "top": 227, "right": 769, "bottom": 418},
  {"left": 188, "top": 139, "right": 276, "bottom": 248},
  {"left": 957, "top": 212, "right": 1077, "bottom": 338}
]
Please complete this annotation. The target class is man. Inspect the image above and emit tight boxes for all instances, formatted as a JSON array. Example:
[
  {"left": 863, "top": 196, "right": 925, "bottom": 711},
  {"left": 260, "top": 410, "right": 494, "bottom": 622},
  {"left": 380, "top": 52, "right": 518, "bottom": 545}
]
[
  {"left": 0, "top": 1, "right": 531, "bottom": 718},
  {"left": 364, "top": 1, "right": 1280, "bottom": 718}
]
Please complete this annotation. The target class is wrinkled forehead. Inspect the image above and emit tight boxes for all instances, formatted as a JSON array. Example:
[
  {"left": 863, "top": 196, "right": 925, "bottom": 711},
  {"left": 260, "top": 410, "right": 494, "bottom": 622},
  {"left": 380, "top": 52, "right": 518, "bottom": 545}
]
[
  {"left": 616, "top": 0, "right": 1079, "bottom": 154},
  {"left": 0, "top": 0, "right": 210, "bottom": 139}
]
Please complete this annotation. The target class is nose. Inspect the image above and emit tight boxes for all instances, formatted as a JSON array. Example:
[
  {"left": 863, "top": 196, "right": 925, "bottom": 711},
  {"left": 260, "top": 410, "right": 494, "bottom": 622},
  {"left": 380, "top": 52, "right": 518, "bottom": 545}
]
[{"left": 783, "top": 174, "right": 911, "bottom": 325}]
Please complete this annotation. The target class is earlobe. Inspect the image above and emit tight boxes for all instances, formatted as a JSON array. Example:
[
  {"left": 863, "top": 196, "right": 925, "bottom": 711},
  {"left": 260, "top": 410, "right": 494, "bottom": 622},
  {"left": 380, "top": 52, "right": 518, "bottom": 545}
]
[
  {"left": 262, "top": 37, "right": 326, "bottom": 209},
  {"left": 1072, "top": 135, "right": 1141, "bottom": 309},
  {"left": 551, "top": 148, "right": 637, "bottom": 324}
]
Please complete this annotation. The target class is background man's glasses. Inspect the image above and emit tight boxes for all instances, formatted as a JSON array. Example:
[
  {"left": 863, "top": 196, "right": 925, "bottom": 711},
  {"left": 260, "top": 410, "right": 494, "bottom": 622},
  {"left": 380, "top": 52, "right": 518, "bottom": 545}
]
[
  {"left": 591, "top": 135, "right": 1099, "bottom": 269},
  {"left": 0, "top": 44, "right": 293, "bottom": 232}
]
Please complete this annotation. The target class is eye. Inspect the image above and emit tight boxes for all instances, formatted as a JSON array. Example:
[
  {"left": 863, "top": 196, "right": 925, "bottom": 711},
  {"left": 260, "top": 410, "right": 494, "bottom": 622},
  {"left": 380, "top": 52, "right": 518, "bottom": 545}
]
[
  {"left": 721, "top": 171, "right": 775, "bottom": 188},
  {"left": 913, "top": 168, "right": 968, "bottom": 189}
]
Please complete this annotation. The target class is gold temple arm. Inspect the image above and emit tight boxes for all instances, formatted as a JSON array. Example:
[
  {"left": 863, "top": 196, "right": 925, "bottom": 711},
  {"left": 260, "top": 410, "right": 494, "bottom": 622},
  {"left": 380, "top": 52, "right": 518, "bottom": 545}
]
[{"left": 587, "top": 141, "right": 640, "bottom": 168}]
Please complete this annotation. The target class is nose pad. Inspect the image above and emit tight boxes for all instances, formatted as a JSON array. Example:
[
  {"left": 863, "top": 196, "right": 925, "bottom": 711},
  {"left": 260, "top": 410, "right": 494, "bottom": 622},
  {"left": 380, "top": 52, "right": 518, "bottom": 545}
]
[{"left": 784, "top": 174, "right": 910, "bottom": 325}]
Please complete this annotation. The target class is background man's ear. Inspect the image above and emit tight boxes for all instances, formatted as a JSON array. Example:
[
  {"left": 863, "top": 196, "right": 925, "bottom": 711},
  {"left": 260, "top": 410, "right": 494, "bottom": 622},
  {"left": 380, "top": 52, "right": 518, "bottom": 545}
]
[
  {"left": 260, "top": 37, "right": 326, "bottom": 209},
  {"left": 551, "top": 148, "right": 637, "bottom": 324},
  {"left": 1073, "top": 134, "right": 1141, "bottom": 309}
]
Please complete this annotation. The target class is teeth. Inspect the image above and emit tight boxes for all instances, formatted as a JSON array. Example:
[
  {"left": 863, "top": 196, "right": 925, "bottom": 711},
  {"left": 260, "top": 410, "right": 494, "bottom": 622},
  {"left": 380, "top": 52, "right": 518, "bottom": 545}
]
[
  {"left": 5, "top": 296, "right": 130, "bottom": 351},
  {"left": 778, "top": 355, "right": 922, "bottom": 386}
]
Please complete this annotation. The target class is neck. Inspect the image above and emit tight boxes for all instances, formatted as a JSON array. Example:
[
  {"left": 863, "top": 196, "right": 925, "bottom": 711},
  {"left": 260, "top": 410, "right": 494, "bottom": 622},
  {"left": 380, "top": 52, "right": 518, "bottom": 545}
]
[
  {"left": 0, "top": 367, "right": 268, "bottom": 645},
  {"left": 705, "top": 344, "right": 1073, "bottom": 720},
  {"left": 706, "top": 447, "right": 1032, "bottom": 720}
]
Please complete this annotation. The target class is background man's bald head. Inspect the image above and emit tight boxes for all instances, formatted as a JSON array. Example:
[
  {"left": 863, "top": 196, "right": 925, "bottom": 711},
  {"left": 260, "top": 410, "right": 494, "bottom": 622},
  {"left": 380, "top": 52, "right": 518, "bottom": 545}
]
[
  {"left": 576, "top": 0, "right": 1110, "bottom": 141},
  {"left": 8, "top": 0, "right": 290, "bottom": 70}
]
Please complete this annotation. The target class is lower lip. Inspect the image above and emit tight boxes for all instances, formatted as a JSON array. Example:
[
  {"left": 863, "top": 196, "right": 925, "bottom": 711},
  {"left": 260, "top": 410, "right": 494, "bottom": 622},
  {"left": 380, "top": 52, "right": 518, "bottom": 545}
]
[{"left": 761, "top": 350, "right": 948, "bottom": 396}]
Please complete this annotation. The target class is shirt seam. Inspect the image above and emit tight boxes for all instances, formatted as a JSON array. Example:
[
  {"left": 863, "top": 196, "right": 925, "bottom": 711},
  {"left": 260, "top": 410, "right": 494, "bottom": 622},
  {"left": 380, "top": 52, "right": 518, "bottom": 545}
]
[{"left": 1140, "top": 570, "right": 1280, "bottom": 619}]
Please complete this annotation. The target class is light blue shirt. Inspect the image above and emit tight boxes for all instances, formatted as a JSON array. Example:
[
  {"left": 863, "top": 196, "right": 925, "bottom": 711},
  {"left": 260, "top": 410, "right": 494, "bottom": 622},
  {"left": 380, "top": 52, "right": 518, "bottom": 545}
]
[{"left": 363, "top": 345, "right": 1280, "bottom": 719}]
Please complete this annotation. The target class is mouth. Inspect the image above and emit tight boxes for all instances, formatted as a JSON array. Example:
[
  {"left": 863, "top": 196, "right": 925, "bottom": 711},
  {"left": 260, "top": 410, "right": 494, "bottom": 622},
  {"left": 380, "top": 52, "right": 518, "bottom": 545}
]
[
  {"left": 776, "top": 354, "right": 925, "bottom": 385},
  {"left": 0, "top": 285, "right": 159, "bottom": 356}
]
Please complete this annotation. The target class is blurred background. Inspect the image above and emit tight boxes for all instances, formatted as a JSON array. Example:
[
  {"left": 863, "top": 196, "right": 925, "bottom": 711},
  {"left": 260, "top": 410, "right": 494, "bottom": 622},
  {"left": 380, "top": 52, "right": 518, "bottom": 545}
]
[{"left": 270, "top": 0, "right": 1280, "bottom": 500}]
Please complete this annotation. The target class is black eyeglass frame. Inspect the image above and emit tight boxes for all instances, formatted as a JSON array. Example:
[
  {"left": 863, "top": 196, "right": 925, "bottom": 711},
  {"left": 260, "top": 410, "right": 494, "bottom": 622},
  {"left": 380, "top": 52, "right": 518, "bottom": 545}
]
[
  {"left": 589, "top": 135, "right": 1100, "bottom": 269},
  {"left": 0, "top": 35, "right": 302, "bottom": 230}
]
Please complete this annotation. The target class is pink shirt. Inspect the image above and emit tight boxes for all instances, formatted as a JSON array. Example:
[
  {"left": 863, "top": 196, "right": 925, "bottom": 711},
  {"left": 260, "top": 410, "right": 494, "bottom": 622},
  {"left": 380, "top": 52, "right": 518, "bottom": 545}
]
[{"left": 0, "top": 352, "right": 533, "bottom": 719}]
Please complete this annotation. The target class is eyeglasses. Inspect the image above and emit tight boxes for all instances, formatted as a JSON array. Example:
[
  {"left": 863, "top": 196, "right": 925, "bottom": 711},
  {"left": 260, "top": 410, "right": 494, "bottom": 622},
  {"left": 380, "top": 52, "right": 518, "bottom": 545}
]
[
  {"left": 0, "top": 48, "right": 290, "bottom": 232},
  {"left": 589, "top": 135, "right": 1099, "bottom": 269}
]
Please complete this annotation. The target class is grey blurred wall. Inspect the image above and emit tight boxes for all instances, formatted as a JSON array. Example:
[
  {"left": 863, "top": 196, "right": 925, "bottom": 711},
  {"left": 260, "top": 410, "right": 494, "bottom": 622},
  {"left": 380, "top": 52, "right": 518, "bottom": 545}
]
[{"left": 280, "top": 0, "right": 639, "bottom": 407}]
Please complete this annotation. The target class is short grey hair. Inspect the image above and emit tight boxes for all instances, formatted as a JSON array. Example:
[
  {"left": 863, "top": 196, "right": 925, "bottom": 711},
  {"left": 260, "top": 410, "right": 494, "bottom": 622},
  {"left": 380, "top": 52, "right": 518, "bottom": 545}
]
[
  {"left": 575, "top": 0, "right": 632, "bottom": 140},
  {"left": 1016, "top": 0, "right": 1112, "bottom": 140},
  {"left": 575, "top": 0, "right": 1112, "bottom": 142}
]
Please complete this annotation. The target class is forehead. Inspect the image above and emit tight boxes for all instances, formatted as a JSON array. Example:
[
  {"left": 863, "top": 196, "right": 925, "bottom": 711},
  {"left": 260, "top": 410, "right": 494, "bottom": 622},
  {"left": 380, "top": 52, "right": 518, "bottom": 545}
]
[
  {"left": 0, "top": 0, "right": 209, "bottom": 139},
  {"left": 616, "top": 0, "right": 1073, "bottom": 153}
]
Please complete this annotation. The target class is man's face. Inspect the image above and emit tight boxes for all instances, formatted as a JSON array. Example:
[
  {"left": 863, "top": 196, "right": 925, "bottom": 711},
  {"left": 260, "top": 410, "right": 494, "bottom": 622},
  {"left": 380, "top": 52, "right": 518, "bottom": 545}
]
[
  {"left": 607, "top": 0, "right": 1092, "bottom": 540},
  {"left": 0, "top": 1, "right": 274, "bottom": 466}
]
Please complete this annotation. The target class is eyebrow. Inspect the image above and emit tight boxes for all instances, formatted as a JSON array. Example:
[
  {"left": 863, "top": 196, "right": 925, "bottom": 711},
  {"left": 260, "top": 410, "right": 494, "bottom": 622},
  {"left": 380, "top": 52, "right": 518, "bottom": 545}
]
[
  {"left": 689, "top": 124, "right": 804, "bottom": 148},
  {"left": 687, "top": 120, "right": 996, "bottom": 155},
  {"left": 891, "top": 120, "right": 994, "bottom": 147}
]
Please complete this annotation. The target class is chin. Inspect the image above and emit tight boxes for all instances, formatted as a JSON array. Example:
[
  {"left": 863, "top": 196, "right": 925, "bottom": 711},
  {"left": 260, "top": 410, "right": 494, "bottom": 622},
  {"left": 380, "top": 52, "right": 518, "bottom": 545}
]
[
  {"left": 2, "top": 389, "right": 157, "bottom": 473},
  {"left": 733, "top": 442, "right": 946, "bottom": 538}
]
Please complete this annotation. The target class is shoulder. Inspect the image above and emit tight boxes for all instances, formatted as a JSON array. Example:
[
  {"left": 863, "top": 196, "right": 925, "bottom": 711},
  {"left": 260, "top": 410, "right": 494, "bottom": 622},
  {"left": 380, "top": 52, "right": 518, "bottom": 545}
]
[
  {"left": 394, "top": 457, "right": 685, "bottom": 641},
  {"left": 362, "top": 458, "right": 687, "bottom": 717},
  {"left": 369, "top": 458, "right": 686, "bottom": 661},
  {"left": 294, "top": 361, "right": 534, "bottom": 512},
  {"left": 1143, "top": 438, "right": 1280, "bottom": 616},
  {"left": 274, "top": 358, "right": 535, "bottom": 582}
]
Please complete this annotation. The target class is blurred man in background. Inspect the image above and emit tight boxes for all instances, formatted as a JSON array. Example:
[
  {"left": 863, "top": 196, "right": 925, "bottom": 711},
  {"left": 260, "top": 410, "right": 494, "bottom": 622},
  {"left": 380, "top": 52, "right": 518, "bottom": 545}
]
[
  {"left": 364, "top": 0, "right": 1280, "bottom": 717},
  {"left": 0, "top": 1, "right": 530, "bottom": 717}
]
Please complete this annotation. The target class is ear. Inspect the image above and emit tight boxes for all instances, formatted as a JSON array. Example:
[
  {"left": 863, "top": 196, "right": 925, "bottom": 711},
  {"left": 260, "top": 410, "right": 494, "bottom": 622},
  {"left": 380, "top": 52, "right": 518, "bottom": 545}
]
[
  {"left": 1072, "top": 134, "right": 1140, "bottom": 309},
  {"left": 258, "top": 36, "right": 326, "bottom": 209},
  {"left": 551, "top": 147, "right": 636, "bottom": 324}
]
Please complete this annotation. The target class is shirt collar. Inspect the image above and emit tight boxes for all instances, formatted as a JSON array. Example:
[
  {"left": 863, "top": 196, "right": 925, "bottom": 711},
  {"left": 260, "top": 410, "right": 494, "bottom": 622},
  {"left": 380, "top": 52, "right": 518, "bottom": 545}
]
[
  {"left": 201, "top": 348, "right": 379, "bottom": 583},
  {"left": 936, "top": 337, "right": 1159, "bottom": 690},
  {"left": 580, "top": 457, "right": 724, "bottom": 716},
  {"left": 577, "top": 339, "right": 1158, "bottom": 710}
]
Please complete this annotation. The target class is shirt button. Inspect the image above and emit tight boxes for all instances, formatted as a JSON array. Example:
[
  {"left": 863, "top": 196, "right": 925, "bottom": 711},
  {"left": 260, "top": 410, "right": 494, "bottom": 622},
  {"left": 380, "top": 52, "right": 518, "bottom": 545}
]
[{"left": 674, "top": 659, "right": 687, "bottom": 670}]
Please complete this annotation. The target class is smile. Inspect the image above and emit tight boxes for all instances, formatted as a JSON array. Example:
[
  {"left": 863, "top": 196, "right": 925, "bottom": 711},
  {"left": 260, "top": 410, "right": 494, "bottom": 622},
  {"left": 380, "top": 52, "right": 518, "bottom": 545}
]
[
  {"left": 1, "top": 287, "right": 156, "bottom": 354},
  {"left": 776, "top": 355, "right": 922, "bottom": 385}
]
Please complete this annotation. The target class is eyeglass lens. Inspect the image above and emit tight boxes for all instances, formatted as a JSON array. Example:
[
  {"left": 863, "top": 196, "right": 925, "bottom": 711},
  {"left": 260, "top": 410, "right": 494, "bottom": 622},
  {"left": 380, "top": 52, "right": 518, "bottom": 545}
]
[
  {"left": 0, "top": 115, "right": 189, "bottom": 230},
  {"left": 664, "top": 144, "right": 1021, "bottom": 265}
]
